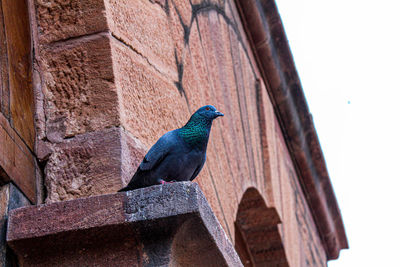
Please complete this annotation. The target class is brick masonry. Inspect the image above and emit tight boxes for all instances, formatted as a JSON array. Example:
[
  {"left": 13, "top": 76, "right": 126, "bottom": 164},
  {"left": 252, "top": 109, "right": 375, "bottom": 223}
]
[{"left": 25, "top": 0, "right": 345, "bottom": 265}]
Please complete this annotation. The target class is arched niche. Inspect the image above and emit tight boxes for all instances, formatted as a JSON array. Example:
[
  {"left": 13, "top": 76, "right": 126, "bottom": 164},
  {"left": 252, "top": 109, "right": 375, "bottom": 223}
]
[{"left": 235, "top": 187, "right": 289, "bottom": 267}]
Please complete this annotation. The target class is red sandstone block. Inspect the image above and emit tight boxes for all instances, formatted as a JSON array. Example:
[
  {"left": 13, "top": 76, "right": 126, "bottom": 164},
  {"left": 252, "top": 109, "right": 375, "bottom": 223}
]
[
  {"left": 272, "top": 140, "right": 285, "bottom": 218},
  {"left": 185, "top": 14, "right": 239, "bottom": 231},
  {"left": 184, "top": 11, "right": 260, "bottom": 239},
  {"left": 120, "top": 130, "right": 148, "bottom": 187},
  {"left": 105, "top": 0, "right": 177, "bottom": 81},
  {"left": 191, "top": 0, "right": 224, "bottom": 5},
  {"left": 207, "top": 11, "right": 257, "bottom": 195},
  {"left": 110, "top": 37, "right": 188, "bottom": 148},
  {"left": 205, "top": 137, "right": 237, "bottom": 238},
  {"left": 196, "top": 14, "right": 220, "bottom": 100},
  {"left": 41, "top": 33, "right": 119, "bottom": 142},
  {"left": 7, "top": 182, "right": 243, "bottom": 267},
  {"left": 279, "top": 158, "right": 328, "bottom": 266},
  {"left": 225, "top": 25, "right": 254, "bottom": 189},
  {"left": 35, "top": 0, "right": 178, "bottom": 80},
  {"left": 184, "top": 20, "right": 212, "bottom": 109},
  {"left": 194, "top": 164, "right": 230, "bottom": 238},
  {"left": 167, "top": 0, "right": 187, "bottom": 62},
  {"left": 257, "top": 81, "right": 278, "bottom": 206},
  {"left": 181, "top": 45, "right": 205, "bottom": 112},
  {"left": 239, "top": 46, "right": 265, "bottom": 189},
  {"left": 29, "top": 0, "right": 343, "bottom": 264},
  {"left": 214, "top": 18, "right": 250, "bottom": 195},
  {"left": 181, "top": 16, "right": 240, "bottom": 227},
  {"left": 44, "top": 127, "right": 146, "bottom": 203},
  {"left": 280, "top": 169, "right": 299, "bottom": 267},
  {"left": 34, "top": 0, "right": 108, "bottom": 44},
  {"left": 173, "top": 0, "right": 192, "bottom": 27}
]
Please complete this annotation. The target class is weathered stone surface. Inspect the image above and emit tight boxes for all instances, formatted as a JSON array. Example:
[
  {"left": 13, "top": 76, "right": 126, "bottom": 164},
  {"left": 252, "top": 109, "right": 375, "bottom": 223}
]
[
  {"left": 188, "top": 12, "right": 244, "bottom": 239},
  {"left": 172, "top": 0, "right": 192, "bottom": 27},
  {"left": 110, "top": 37, "right": 188, "bottom": 148},
  {"left": 120, "top": 130, "right": 148, "bottom": 187},
  {"left": 195, "top": 12, "right": 252, "bottom": 197},
  {"left": 105, "top": 0, "right": 177, "bottom": 80},
  {"left": 167, "top": 0, "right": 186, "bottom": 62},
  {"left": 239, "top": 46, "right": 264, "bottom": 189},
  {"left": 7, "top": 182, "right": 242, "bottom": 267},
  {"left": 41, "top": 33, "right": 119, "bottom": 141},
  {"left": 44, "top": 127, "right": 146, "bottom": 203},
  {"left": 256, "top": 81, "right": 278, "bottom": 207},
  {"left": 35, "top": 140, "right": 52, "bottom": 162},
  {"left": 178, "top": 19, "right": 230, "bottom": 238},
  {"left": 191, "top": 0, "right": 224, "bottom": 5},
  {"left": 34, "top": 0, "right": 108, "bottom": 44},
  {"left": 213, "top": 15, "right": 250, "bottom": 192},
  {"left": 277, "top": 135, "right": 328, "bottom": 266},
  {"left": 183, "top": 16, "right": 213, "bottom": 111},
  {"left": 27, "top": 0, "right": 347, "bottom": 265},
  {"left": 178, "top": 12, "right": 230, "bottom": 239}
]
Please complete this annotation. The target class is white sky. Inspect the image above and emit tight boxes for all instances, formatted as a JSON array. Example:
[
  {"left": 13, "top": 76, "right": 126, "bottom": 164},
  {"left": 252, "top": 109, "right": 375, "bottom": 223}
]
[{"left": 274, "top": 0, "right": 400, "bottom": 266}]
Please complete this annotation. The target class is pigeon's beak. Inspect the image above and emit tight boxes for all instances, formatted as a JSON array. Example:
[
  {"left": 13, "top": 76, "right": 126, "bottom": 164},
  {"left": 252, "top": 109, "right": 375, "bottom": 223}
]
[{"left": 214, "top": 110, "right": 224, "bottom": 118}]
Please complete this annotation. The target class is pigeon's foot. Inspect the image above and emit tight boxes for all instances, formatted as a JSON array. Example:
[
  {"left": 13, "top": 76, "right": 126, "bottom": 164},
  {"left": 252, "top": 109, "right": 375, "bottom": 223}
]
[{"left": 159, "top": 179, "right": 175, "bottom": 185}]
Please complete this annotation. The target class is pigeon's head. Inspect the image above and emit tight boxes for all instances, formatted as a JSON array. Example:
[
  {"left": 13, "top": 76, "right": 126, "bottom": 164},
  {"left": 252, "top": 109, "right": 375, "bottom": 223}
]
[{"left": 196, "top": 105, "right": 224, "bottom": 120}]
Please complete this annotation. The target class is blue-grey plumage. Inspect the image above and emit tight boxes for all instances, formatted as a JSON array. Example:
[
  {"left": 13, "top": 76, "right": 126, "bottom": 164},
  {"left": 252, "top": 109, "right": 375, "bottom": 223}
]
[{"left": 119, "top": 105, "right": 224, "bottom": 191}]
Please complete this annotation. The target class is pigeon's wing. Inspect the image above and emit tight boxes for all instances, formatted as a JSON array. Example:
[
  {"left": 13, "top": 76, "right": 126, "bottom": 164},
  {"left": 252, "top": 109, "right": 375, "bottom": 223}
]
[
  {"left": 190, "top": 153, "right": 206, "bottom": 181},
  {"left": 139, "top": 131, "right": 176, "bottom": 171}
]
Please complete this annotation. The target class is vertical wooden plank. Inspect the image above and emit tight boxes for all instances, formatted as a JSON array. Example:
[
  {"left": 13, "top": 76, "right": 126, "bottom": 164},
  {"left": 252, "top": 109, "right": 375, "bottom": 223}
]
[
  {"left": 0, "top": 113, "right": 35, "bottom": 203},
  {"left": 0, "top": 1, "right": 9, "bottom": 119},
  {"left": 2, "top": 0, "right": 34, "bottom": 150}
]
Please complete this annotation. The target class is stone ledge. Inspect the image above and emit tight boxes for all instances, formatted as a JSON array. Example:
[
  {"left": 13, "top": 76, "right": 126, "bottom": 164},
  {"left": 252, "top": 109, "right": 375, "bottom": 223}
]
[{"left": 7, "top": 182, "right": 242, "bottom": 266}]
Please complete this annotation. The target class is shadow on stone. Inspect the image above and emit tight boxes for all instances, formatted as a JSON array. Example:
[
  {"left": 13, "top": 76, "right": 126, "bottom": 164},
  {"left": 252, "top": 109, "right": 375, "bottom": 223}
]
[{"left": 235, "top": 187, "right": 289, "bottom": 267}]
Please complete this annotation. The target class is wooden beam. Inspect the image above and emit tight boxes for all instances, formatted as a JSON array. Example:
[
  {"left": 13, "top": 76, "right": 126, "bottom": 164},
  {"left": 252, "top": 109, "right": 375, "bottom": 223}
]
[
  {"left": 2, "top": 0, "right": 34, "bottom": 150},
  {"left": 0, "top": 113, "right": 35, "bottom": 203}
]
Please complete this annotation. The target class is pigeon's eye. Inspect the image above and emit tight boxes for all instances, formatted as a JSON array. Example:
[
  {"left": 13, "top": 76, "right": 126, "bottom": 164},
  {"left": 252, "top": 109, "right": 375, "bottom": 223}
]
[{"left": 205, "top": 107, "right": 210, "bottom": 111}]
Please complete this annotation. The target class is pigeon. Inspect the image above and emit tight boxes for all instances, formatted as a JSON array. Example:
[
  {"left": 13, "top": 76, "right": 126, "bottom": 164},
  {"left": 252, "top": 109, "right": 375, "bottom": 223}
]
[{"left": 119, "top": 105, "right": 224, "bottom": 191}]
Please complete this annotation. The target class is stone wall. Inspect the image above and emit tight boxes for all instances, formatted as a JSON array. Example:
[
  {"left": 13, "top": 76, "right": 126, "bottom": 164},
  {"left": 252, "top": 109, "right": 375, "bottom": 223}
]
[{"left": 29, "top": 0, "right": 330, "bottom": 265}]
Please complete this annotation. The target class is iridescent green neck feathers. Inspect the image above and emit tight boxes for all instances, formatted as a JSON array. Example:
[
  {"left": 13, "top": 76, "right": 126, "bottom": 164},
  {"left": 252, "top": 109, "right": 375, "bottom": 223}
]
[{"left": 179, "top": 113, "right": 212, "bottom": 148}]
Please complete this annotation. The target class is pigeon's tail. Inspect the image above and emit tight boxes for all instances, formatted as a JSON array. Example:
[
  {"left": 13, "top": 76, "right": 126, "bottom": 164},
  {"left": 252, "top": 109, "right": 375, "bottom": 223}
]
[
  {"left": 118, "top": 182, "right": 138, "bottom": 192},
  {"left": 118, "top": 186, "right": 130, "bottom": 192},
  {"left": 117, "top": 169, "right": 146, "bottom": 192}
]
